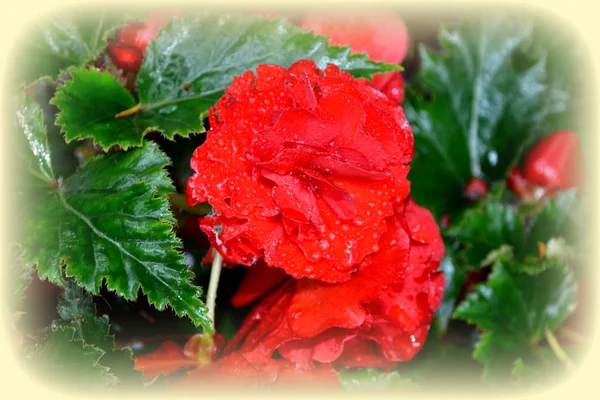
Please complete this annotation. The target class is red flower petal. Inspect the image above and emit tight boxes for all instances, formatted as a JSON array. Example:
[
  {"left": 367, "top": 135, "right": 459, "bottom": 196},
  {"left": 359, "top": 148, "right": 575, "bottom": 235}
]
[
  {"left": 286, "top": 210, "right": 411, "bottom": 337},
  {"left": 231, "top": 260, "right": 289, "bottom": 308},
  {"left": 133, "top": 341, "right": 199, "bottom": 380}
]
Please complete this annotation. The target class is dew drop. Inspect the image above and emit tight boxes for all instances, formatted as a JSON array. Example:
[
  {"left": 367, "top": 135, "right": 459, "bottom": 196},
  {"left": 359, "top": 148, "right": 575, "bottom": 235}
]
[{"left": 488, "top": 150, "right": 498, "bottom": 166}]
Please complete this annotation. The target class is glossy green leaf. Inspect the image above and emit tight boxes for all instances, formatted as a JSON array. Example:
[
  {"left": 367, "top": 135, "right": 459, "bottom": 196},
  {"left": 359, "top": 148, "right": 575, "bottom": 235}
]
[
  {"left": 405, "top": 16, "right": 566, "bottom": 217},
  {"left": 454, "top": 259, "right": 578, "bottom": 381},
  {"left": 52, "top": 13, "right": 400, "bottom": 150},
  {"left": 20, "top": 142, "right": 211, "bottom": 331},
  {"left": 51, "top": 69, "right": 140, "bottom": 150},
  {"left": 15, "top": 11, "right": 125, "bottom": 85}
]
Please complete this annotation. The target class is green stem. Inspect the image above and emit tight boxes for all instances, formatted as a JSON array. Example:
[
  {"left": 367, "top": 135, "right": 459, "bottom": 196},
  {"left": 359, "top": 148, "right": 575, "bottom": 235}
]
[
  {"left": 168, "top": 193, "right": 213, "bottom": 216},
  {"left": 545, "top": 329, "right": 576, "bottom": 371},
  {"left": 206, "top": 248, "right": 223, "bottom": 332}
]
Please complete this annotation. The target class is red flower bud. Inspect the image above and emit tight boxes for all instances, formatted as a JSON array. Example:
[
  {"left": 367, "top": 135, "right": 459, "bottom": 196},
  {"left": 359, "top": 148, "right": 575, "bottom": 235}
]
[
  {"left": 464, "top": 177, "right": 489, "bottom": 201},
  {"left": 523, "top": 130, "right": 583, "bottom": 191},
  {"left": 106, "top": 41, "right": 143, "bottom": 73},
  {"left": 108, "top": 13, "right": 176, "bottom": 73}
]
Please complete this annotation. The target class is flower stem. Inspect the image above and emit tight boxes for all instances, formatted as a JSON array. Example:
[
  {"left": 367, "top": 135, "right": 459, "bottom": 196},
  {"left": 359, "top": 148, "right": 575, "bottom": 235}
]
[
  {"left": 206, "top": 248, "right": 223, "bottom": 332},
  {"left": 545, "top": 329, "right": 576, "bottom": 371}
]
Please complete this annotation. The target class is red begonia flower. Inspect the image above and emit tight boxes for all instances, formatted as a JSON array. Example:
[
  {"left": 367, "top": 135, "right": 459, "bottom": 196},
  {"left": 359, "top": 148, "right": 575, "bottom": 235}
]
[
  {"left": 298, "top": 14, "right": 408, "bottom": 104},
  {"left": 219, "top": 197, "right": 444, "bottom": 370},
  {"left": 186, "top": 60, "right": 414, "bottom": 283}
]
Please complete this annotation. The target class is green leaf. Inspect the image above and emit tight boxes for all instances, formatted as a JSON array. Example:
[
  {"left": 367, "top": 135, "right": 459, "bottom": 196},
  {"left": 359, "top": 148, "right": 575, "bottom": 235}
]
[
  {"left": 448, "top": 199, "right": 525, "bottom": 266},
  {"left": 28, "top": 324, "right": 118, "bottom": 389},
  {"left": 51, "top": 69, "right": 140, "bottom": 150},
  {"left": 527, "top": 189, "right": 580, "bottom": 247},
  {"left": 53, "top": 13, "right": 399, "bottom": 150},
  {"left": 16, "top": 95, "right": 55, "bottom": 184},
  {"left": 16, "top": 11, "right": 125, "bottom": 85},
  {"left": 405, "top": 15, "right": 565, "bottom": 217},
  {"left": 454, "top": 259, "right": 578, "bottom": 381},
  {"left": 57, "top": 281, "right": 141, "bottom": 384},
  {"left": 20, "top": 142, "right": 211, "bottom": 331}
]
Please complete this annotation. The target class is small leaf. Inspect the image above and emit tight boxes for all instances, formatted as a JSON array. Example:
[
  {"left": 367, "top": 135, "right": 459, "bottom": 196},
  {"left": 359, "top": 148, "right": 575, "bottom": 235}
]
[
  {"left": 51, "top": 69, "right": 140, "bottom": 150},
  {"left": 57, "top": 281, "right": 141, "bottom": 384},
  {"left": 454, "top": 259, "right": 578, "bottom": 381},
  {"left": 527, "top": 189, "right": 580, "bottom": 247},
  {"left": 405, "top": 15, "right": 566, "bottom": 217},
  {"left": 20, "top": 142, "right": 211, "bottom": 330},
  {"left": 448, "top": 200, "right": 525, "bottom": 266},
  {"left": 27, "top": 324, "right": 118, "bottom": 389},
  {"left": 15, "top": 11, "right": 125, "bottom": 84},
  {"left": 53, "top": 13, "right": 400, "bottom": 150}
]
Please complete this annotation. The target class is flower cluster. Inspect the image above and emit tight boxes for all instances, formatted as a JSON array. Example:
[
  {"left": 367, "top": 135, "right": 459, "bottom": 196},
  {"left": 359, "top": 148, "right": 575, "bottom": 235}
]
[{"left": 185, "top": 58, "right": 445, "bottom": 382}]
